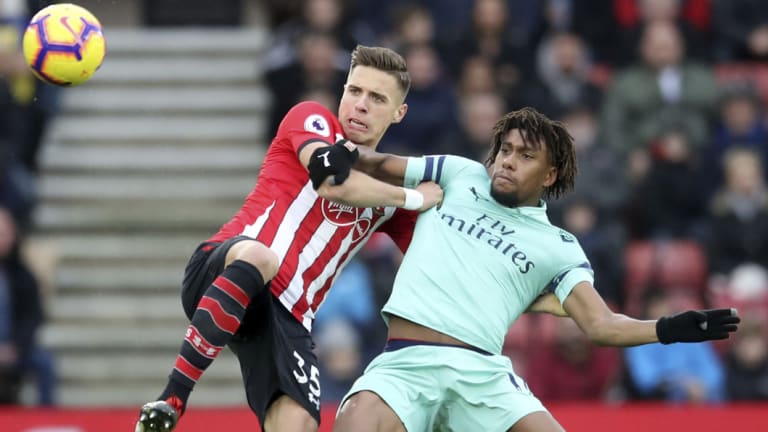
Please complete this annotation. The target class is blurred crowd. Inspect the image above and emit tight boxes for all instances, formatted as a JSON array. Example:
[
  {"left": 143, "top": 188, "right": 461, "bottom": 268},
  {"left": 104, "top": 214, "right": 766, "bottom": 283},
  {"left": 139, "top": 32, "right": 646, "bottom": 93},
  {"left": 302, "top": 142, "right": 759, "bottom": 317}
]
[
  {"left": 263, "top": 0, "right": 768, "bottom": 406},
  {"left": 1, "top": 0, "right": 768, "bottom": 409},
  {"left": 0, "top": 0, "right": 57, "bottom": 407}
]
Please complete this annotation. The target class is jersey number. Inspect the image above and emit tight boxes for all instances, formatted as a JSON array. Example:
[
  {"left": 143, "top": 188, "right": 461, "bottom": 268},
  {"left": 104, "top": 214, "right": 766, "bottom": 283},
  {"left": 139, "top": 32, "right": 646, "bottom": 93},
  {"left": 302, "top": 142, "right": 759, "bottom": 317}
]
[{"left": 293, "top": 351, "right": 321, "bottom": 410}]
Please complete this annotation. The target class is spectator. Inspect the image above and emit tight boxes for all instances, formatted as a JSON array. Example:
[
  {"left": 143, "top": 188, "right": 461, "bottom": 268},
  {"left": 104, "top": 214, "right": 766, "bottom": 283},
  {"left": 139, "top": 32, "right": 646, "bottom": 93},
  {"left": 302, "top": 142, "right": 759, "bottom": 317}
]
[
  {"left": 264, "top": 0, "right": 376, "bottom": 71},
  {"left": 600, "top": 21, "right": 718, "bottom": 159},
  {"left": 0, "top": 207, "right": 55, "bottom": 406},
  {"left": 350, "top": 0, "right": 474, "bottom": 43},
  {"left": 314, "top": 257, "right": 380, "bottom": 363},
  {"left": 529, "top": 0, "right": 619, "bottom": 66},
  {"left": 440, "top": 0, "right": 532, "bottom": 98},
  {"left": 516, "top": 32, "right": 603, "bottom": 121},
  {"left": 623, "top": 289, "right": 726, "bottom": 403},
  {"left": 3, "top": 0, "right": 60, "bottom": 175},
  {"left": 701, "top": 81, "right": 768, "bottom": 197},
  {"left": 442, "top": 91, "right": 506, "bottom": 162},
  {"left": 705, "top": 148, "right": 768, "bottom": 275},
  {"left": 527, "top": 317, "right": 621, "bottom": 401},
  {"left": 624, "top": 122, "right": 708, "bottom": 240},
  {"left": 264, "top": 31, "right": 348, "bottom": 137},
  {"left": 552, "top": 106, "right": 628, "bottom": 219},
  {"left": 455, "top": 55, "right": 498, "bottom": 99},
  {"left": 378, "top": 43, "right": 460, "bottom": 155},
  {"left": 725, "top": 315, "right": 768, "bottom": 400},
  {"left": 556, "top": 198, "right": 626, "bottom": 307},
  {"left": 613, "top": 0, "right": 712, "bottom": 66},
  {"left": 379, "top": 3, "right": 435, "bottom": 52},
  {"left": 712, "top": 0, "right": 768, "bottom": 61},
  {"left": 313, "top": 258, "right": 377, "bottom": 338},
  {"left": 0, "top": 0, "right": 60, "bottom": 228},
  {"left": 314, "top": 319, "right": 364, "bottom": 404}
]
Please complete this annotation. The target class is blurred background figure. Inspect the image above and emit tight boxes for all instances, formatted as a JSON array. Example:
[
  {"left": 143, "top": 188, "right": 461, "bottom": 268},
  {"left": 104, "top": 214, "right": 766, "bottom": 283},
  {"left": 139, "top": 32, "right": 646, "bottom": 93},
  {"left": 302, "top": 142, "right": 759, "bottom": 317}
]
[
  {"left": 313, "top": 258, "right": 379, "bottom": 364},
  {"left": 379, "top": 3, "right": 435, "bottom": 52},
  {"left": 712, "top": 0, "right": 768, "bottom": 61},
  {"left": 442, "top": 91, "right": 506, "bottom": 162},
  {"left": 0, "top": 206, "right": 55, "bottom": 406},
  {"left": 700, "top": 82, "right": 768, "bottom": 196},
  {"left": 9, "top": 0, "right": 768, "bottom": 424},
  {"left": 441, "top": 0, "right": 532, "bottom": 102},
  {"left": 378, "top": 43, "right": 459, "bottom": 155},
  {"left": 264, "top": 0, "right": 376, "bottom": 70},
  {"left": 600, "top": 20, "right": 717, "bottom": 167},
  {"left": 624, "top": 122, "right": 708, "bottom": 240},
  {"left": 704, "top": 148, "right": 768, "bottom": 276},
  {"left": 623, "top": 289, "right": 726, "bottom": 403},
  {"left": 265, "top": 30, "right": 348, "bottom": 137},
  {"left": 557, "top": 198, "right": 626, "bottom": 307},
  {"left": 527, "top": 317, "right": 621, "bottom": 401},
  {"left": 516, "top": 31, "right": 602, "bottom": 119},
  {"left": 313, "top": 319, "right": 365, "bottom": 404},
  {"left": 613, "top": 0, "right": 712, "bottom": 67},
  {"left": 0, "top": 0, "right": 47, "bottom": 230},
  {"left": 551, "top": 106, "right": 627, "bottom": 221},
  {"left": 725, "top": 314, "right": 768, "bottom": 400}
]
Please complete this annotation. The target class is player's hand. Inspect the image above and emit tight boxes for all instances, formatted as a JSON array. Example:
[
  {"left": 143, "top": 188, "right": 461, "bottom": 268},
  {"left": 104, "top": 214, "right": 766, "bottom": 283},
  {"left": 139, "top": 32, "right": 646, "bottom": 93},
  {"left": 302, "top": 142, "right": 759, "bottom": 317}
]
[
  {"left": 308, "top": 139, "right": 359, "bottom": 189},
  {"left": 415, "top": 181, "right": 442, "bottom": 212},
  {"left": 526, "top": 293, "right": 568, "bottom": 317},
  {"left": 656, "top": 308, "right": 740, "bottom": 344}
]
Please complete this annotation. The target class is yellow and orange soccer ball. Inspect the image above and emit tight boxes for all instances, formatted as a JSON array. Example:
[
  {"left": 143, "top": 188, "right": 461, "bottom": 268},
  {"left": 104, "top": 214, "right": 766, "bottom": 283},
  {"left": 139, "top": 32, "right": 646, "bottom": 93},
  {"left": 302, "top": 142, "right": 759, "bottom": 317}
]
[{"left": 22, "top": 3, "right": 106, "bottom": 86}]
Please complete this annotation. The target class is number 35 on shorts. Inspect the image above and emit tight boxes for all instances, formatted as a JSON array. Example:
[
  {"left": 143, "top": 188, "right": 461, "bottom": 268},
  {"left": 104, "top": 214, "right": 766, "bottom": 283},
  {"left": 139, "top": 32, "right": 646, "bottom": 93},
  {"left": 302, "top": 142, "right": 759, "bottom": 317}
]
[{"left": 292, "top": 351, "right": 321, "bottom": 410}]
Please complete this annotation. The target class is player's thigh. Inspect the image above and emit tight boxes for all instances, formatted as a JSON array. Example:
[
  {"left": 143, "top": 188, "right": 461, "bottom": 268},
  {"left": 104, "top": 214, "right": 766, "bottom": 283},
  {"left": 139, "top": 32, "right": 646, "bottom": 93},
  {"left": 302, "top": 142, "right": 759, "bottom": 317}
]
[
  {"left": 337, "top": 347, "right": 442, "bottom": 432},
  {"left": 264, "top": 394, "right": 318, "bottom": 432},
  {"left": 334, "top": 391, "right": 405, "bottom": 432},
  {"left": 181, "top": 236, "right": 251, "bottom": 318},
  {"left": 508, "top": 411, "right": 565, "bottom": 432},
  {"left": 444, "top": 352, "right": 549, "bottom": 431},
  {"left": 224, "top": 237, "right": 278, "bottom": 279}
]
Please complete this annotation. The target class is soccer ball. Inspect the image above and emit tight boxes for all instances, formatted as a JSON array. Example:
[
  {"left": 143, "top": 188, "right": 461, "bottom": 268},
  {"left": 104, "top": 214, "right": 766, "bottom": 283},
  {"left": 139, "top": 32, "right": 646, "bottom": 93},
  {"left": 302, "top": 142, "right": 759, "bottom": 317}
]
[{"left": 22, "top": 3, "right": 106, "bottom": 86}]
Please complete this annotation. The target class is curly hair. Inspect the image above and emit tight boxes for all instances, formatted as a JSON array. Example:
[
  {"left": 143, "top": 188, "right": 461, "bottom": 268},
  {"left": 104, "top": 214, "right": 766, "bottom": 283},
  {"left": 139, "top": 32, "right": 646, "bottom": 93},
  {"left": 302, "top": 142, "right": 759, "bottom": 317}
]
[{"left": 484, "top": 107, "right": 577, "bottom": 200}]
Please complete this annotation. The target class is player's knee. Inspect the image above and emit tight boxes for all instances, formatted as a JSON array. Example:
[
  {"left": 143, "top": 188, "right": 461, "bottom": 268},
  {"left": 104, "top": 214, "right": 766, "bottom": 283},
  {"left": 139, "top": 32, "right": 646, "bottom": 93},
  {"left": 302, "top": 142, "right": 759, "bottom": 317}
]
[
  {"left": 228, "top": 241, "right": 279, "bottom": 281},
  {"left": 334, "top": 392, "right": 391, "bottom": 432}
]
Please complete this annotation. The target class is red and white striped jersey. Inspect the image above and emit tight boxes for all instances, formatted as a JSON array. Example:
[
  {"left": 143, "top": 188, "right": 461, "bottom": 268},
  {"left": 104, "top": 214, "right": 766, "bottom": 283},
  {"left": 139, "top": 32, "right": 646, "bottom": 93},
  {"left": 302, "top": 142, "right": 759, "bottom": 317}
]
[{"left": 208, "top": 101, "right": 416, "bottom": 330}]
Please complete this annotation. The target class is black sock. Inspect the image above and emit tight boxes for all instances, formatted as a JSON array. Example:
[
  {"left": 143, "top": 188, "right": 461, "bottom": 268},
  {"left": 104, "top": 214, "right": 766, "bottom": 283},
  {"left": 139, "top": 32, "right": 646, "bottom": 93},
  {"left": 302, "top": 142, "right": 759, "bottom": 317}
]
[{"left": 159, "top": 260, "right": 265, "bottom": 413}]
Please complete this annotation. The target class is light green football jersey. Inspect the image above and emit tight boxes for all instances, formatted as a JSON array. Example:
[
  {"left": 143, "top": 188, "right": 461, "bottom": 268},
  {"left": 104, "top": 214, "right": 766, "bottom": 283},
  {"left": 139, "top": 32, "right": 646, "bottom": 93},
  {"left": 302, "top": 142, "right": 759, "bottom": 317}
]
[{"left": 382, "top": 155, "right": 594, "bottom": 355}]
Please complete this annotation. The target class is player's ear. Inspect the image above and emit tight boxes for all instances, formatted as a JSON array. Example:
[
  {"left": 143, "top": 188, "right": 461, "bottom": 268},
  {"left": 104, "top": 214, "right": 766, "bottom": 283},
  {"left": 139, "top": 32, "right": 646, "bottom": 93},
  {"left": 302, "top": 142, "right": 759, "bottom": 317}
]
[
  {"left": 543, "top": 166, "right": 557, "bottom": 188},
  {"left": 392, "top": 103, "right": 408, "bottom": 124}
]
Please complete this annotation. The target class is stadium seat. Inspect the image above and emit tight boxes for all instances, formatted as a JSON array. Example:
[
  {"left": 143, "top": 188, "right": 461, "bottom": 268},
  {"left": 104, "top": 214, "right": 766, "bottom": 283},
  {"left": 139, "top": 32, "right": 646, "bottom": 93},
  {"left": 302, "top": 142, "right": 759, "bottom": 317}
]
[{"left": 622, "top": 240, "right": 709, "bottom": 316}]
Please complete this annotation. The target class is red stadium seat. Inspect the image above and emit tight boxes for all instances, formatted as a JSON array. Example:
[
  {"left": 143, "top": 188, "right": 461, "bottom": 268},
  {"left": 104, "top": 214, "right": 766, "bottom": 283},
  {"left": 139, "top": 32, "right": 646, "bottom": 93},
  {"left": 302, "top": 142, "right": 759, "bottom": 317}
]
[{"left": 623, "top": 240, "right": 708, "bottom": 316}]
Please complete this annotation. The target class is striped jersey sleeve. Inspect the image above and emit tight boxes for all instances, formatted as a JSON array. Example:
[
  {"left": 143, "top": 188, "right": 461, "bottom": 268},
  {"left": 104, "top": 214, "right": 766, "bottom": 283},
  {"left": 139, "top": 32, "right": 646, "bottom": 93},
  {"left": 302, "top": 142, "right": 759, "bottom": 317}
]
[{"left": 403, "top": 155, "right": 477, "bottom": 189}]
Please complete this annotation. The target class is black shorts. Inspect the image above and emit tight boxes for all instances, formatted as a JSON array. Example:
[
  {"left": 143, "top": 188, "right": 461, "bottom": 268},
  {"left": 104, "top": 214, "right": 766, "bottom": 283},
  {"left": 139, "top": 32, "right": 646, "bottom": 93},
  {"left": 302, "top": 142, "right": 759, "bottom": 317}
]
[{"left": 181, "top": 236, "right": 322, "bottom": 426}]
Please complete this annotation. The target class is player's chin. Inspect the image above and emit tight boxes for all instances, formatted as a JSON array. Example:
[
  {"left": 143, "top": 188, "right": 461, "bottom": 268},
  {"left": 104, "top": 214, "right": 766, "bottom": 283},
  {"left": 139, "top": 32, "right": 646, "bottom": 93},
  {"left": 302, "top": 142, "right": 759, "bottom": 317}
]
[
  {"left": 490, "top": 186, "right": 520, "bottom": 207},
  {"left": 343, "top": 129, "right": 366, "bottom": 144}
]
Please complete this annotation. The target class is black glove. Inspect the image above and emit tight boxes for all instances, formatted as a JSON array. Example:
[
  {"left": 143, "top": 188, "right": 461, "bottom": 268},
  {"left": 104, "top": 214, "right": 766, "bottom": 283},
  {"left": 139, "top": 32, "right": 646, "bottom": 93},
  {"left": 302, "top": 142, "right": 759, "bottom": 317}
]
[
  {"left": 307, "top": 139, "right": 359, "bottom": 189},
  {"left": 656, "top": 308, "right": 740, "bottom": 344}
]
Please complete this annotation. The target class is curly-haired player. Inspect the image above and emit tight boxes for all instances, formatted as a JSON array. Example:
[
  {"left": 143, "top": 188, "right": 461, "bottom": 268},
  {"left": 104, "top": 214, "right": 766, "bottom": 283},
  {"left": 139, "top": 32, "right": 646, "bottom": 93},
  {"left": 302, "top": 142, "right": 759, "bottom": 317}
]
[{"left": 334, "top": 107, "right": 741, "bottom": 432}]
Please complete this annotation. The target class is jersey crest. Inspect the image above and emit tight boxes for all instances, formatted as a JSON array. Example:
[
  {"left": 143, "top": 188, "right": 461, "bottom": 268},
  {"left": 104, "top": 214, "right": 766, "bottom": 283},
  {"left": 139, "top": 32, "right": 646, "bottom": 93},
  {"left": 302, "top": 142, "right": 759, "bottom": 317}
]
[{"left": 320, "top": 199, "right": 376, "bottom": 242}]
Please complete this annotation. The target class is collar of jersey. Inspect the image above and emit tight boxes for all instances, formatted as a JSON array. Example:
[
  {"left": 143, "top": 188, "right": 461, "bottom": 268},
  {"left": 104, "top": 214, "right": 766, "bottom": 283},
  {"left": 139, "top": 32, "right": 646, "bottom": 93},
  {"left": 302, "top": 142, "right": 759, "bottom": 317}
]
[{"left": 507, "top": 199, "right": 549, "bottom": 222}]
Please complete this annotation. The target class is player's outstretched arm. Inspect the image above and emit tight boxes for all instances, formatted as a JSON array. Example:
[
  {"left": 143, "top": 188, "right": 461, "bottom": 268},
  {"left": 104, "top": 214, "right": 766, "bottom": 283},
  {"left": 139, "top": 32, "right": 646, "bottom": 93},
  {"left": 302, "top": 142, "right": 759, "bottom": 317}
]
[
  {"left": 319, "top": 170, "right": 441, "bottom": 211},
  {"left": 354, "top": 145, "right": 409, "bottom": 186},
  {"left": 299, "top": 140, "right": 441, "bottom": 211},
  {"left": 563, "top": 282, "right": 740, "bottom": 347}
]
